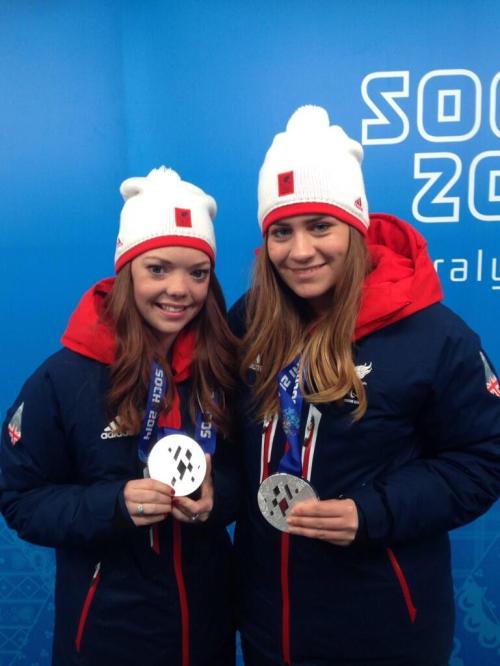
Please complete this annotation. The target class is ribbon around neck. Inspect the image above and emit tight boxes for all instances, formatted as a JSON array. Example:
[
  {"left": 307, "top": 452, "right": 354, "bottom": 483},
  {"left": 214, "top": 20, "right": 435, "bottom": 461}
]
[
  {"left": 138, "top": 361, "right": 216, "bottom": 464},
  {"left": 277, "top": 355, "right": 303, "bottom": 477}
]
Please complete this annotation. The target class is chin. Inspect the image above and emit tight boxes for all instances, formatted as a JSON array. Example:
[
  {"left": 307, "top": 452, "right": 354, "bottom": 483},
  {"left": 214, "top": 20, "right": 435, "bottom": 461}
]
[{"left": 295, "top": 288, "right": 325, "bottom": 301}]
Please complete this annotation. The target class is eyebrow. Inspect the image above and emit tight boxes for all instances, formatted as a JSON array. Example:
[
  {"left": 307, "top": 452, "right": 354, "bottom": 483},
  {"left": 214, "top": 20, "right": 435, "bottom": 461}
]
[
  {"left": 189, "top": 262, "right": 211, "bottom": 269},
  {"left": 274, "top": 216, "right": 331, "bottom": 226},
  {"left": 307, "top": 216, "right": 331, "bottom": 223},
  {"left": 142, "top": 255, "right": 210, "bottom": 269}
]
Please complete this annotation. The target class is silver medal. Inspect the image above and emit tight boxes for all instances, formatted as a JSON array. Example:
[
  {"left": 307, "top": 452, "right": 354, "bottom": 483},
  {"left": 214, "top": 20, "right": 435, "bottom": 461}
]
[
  {"left": 257, "top": 472, "right": 318, "bottom": 532},
  {"left": 148, "top": 434, "right": 206, "bottom": 497}
]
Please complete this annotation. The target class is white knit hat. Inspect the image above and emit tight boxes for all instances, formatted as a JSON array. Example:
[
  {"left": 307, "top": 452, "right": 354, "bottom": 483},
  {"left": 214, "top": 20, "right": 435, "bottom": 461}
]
[
  {"left": 258, "top": 105, "right": 369, "bottom": 235},
  {"left": 115, "top": 166, "right": 217, "bottom": 272}
]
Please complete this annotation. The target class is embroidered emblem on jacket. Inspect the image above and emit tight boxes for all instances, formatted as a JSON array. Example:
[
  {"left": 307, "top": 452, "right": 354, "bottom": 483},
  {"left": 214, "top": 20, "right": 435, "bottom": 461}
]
[
  {"left": 250, "top": 354, "right": 263, "bottom": 372},
  {"left": 100, "top": 418, "right": 131, "bottom": 440},
  {"left": 8, "top": 403, "right": 23, "bottom": 445},
  {"left": 480, "top": 351, "right": 500, "bottom": 398},
  {"left": 345, "top": 362, "right": 373, "bottom": 405}
]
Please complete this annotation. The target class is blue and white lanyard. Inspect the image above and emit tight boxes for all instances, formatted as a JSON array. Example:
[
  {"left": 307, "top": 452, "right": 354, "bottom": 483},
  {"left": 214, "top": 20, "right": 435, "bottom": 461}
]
[
  {"left": 137, "top": 361, "right": 216, "bottom": 465},
  {"left": 276, "top": 355, "right": 303, "bottom": 477}
]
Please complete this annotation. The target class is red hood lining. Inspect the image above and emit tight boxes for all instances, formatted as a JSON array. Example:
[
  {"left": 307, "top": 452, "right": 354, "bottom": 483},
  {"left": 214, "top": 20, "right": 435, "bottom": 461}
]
[{"left": 61, "top": 277, "right": 194, "bottom": 380}]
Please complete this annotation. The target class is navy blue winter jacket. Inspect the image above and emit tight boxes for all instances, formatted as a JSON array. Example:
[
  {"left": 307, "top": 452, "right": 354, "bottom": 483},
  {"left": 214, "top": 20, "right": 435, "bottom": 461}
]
[
  {"left": 0, "top": 281, "right": 238, "bottom": 666},
  {"left": 229, "top": 215, "right": 500, "bottom": 666}
]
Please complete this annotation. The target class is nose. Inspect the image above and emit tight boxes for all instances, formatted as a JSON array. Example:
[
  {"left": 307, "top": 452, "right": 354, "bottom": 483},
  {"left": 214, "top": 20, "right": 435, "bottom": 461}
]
[
  {"left": 288, "top": 231, "right": 315, "bottom": 262},
  {"left": 165, "top": 271, "right": 188, "bottom": 298}
]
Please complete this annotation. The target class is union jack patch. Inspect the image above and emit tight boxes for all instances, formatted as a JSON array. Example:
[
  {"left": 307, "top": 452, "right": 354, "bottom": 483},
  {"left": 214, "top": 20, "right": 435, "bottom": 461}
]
[
  {"left": 480, "top": 351, "right": 500, "bottom": 398},
  {"left": 8, "top": 403, "right": 23, "bottom": 445}
]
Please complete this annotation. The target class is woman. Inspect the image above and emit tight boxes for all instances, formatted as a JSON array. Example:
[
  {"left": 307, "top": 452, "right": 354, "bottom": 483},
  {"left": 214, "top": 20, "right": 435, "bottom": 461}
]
[
  {"left": 0, "top": 167, "right": 238, "bottom": 665},
  {"left": 231, "top": 106, "right": 500, "bottom": 666}
]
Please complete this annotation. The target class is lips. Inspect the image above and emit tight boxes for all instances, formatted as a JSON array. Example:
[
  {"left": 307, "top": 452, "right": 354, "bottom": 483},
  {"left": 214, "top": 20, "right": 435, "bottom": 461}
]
[
  {"left": 288, "top": 263, "right": 326, "bottom": 276},
  {"left": 154, "top": 303, "right": 193, "bottom": 320},
  {"left": 156, "top": 303, "right": 188, "bottom": 313}
]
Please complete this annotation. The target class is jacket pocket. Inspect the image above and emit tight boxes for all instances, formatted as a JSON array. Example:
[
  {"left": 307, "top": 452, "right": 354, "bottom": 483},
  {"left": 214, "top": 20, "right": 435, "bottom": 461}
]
[
  {"left": 386, "top": 548, "right": 417, "bottom": 623},
  {"left": 75, "top": 562, "right": 101, "bottom": 653}
]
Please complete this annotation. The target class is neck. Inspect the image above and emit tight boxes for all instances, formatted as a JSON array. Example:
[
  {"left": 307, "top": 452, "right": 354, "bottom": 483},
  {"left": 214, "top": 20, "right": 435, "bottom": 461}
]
[
  {"left": 155, "top": 332, "right": 177, "bottom": 357},
  {"left": 307, "top": 290, "right": 334, "bottom": 317}
]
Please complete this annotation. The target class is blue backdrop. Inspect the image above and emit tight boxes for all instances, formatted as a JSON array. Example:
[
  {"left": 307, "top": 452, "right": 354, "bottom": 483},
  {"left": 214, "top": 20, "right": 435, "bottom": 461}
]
[{"left": 0, "top": 1, "right": 499, "bottom": 664}]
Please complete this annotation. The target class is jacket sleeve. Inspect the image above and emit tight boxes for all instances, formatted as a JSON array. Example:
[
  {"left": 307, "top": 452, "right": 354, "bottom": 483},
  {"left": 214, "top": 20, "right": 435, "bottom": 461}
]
[
  {"left": 209, "top": 431, "right": 242, "bottom": 528},
  {"left": 349, "top": 325, "right": 500, "bottom": 545},
  {"left": 209, "top": 295, "right": 248, "bottom": 527},
  {"left": 0, "top": 365, "right": 134, "bottom": 548}
]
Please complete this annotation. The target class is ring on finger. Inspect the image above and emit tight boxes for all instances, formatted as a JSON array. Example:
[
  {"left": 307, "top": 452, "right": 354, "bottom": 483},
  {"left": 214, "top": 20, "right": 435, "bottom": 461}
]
[
  {"left": 136, "top": 503, "right": 145, "bottom": 516},
  {"left": 190, "top": 513, "right": 199, "bottom": 522}
]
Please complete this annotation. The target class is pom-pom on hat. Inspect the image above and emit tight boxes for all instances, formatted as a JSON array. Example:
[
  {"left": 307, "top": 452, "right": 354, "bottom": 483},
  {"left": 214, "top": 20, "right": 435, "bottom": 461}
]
[
  {"left": 115, "top": 166, "right": 217, "bottom": 272},
  {"left": 258, "top": 105, "right": 369, "bottom": 236}
]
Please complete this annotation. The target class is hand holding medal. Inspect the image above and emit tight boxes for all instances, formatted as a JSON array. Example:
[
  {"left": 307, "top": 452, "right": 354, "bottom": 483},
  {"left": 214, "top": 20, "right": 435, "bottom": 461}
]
[
  {"left": 123, "top": 477, "right": 175, "bottom": 527},
  {"left": 148, "top": 433, "right": 207, "bottom": 496},
  {"left": 258, "top": 473, "right": 318, "bottom": 532},
  {"left": 171, "top": 453, "right": 214, "bottom": 524},
  {"left": 136, "top": 362, "right": 217, "bottom": 525},
  {"left": 287, "top": 497, "right": 359, "bottom": 546},
  {"left": 148, "top": 434, "right": 214, "bottom": 524}
]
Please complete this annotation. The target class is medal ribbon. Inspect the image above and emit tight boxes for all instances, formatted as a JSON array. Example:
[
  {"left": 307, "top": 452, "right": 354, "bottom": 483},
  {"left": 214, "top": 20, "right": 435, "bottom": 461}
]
[
  {"left": 138, "top": 362, "right": 167, "bottom": 464},
  {"left": 277, "top": 355, "right": 303, "bottom": 477},
  {"left": 138, "top": 362, "right": 216, "bottom": 464},
  {"left": 160, "top": 412, "right": 216, "bottom": 455},
  {"left": 194, "top": 409, "right": 217, "bottom": 455}
]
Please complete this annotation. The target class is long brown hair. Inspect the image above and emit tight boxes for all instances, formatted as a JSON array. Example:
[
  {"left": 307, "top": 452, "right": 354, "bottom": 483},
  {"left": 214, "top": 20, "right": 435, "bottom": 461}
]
[
  {"left": 104, "top": 264, "right": 237, "bottom": 437},
  {"left": 241, "top": 227, "right": 370, "bottom": 420}
]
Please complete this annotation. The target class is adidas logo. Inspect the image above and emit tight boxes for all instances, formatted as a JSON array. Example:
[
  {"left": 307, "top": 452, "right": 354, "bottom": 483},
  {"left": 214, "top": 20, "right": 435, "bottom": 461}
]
[{"left": 100, "top": 419, "right": 130, "bottom": 440}]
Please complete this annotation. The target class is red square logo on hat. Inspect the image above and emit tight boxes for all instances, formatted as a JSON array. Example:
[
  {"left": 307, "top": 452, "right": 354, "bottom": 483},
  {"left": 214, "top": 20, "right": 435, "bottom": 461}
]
[
  {"left": 278, "top": 171, "right": 294, "bottom": 196},
  {"left": 175, "top": 208, "right": 192, "bottom": 228}
]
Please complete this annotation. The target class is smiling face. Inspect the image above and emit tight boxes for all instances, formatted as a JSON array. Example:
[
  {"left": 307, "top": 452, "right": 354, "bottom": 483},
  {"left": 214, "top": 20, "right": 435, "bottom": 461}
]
[
  {"left": 130, "top": 246, "right": 211, "bottom": 351},
  {"left": 266, "top": 214, "right": 350, "bottom": 314}
]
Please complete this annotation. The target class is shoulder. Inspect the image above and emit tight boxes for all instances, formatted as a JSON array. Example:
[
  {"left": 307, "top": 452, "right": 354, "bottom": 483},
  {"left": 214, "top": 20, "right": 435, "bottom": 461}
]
[
  {"left": 4, "top": 350, "right": 105, "bottom": 439},
  {"left": 17, "top": 348, "right": 108, "bottom": 405},
  {"left": 359, "top": 303, "right": 485, "bottom": 385},
  {"left": 406, "top": 302, "right": 475, "bottom": 330},
  {"left": 32, "top": 347, "right": 107, "bottom": 379},
  {"left": 370, "top": 303, "right": 479, "bottom": 348}
]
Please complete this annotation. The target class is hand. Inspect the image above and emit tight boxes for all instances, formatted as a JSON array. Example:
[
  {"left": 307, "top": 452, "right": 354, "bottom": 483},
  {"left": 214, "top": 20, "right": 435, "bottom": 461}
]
[
  {"left": 287, "top": 498, "right": 359, "bottom": 546},
  {"left": 172, "top": 454, "right": 213, "bottom": 524},
  {"left": 123, "top": 478, "right": 175, "bottom": 527}
]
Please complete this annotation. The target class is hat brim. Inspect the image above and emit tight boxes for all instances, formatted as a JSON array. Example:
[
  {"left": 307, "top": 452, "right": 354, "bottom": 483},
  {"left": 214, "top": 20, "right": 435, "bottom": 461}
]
[
  {"left": 115, "top": 235, "right": 215, "bottom": 272},
  {"left": 262, "top": 202, "right": 368, "bottom": 237}
]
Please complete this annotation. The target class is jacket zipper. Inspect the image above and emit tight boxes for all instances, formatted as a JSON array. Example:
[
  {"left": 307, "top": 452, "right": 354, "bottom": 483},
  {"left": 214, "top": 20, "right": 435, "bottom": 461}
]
[
  {"left": 280, "top": 411, "right": 320, "bottom": 665},
  {"left": 75, "top": 562, "right": 101, "bottom": 653},
  {"left": 386, "top": 548, "right": 417, "bottom": 623},
  {"left": 281, "top": 532, "right": 291, "bottom": 666},
  {"left": 261, "top": 418, "right": 274, "bottom": 482},
  {"left": 173, "top": 520, "right": 190, "bottom": 666}
]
